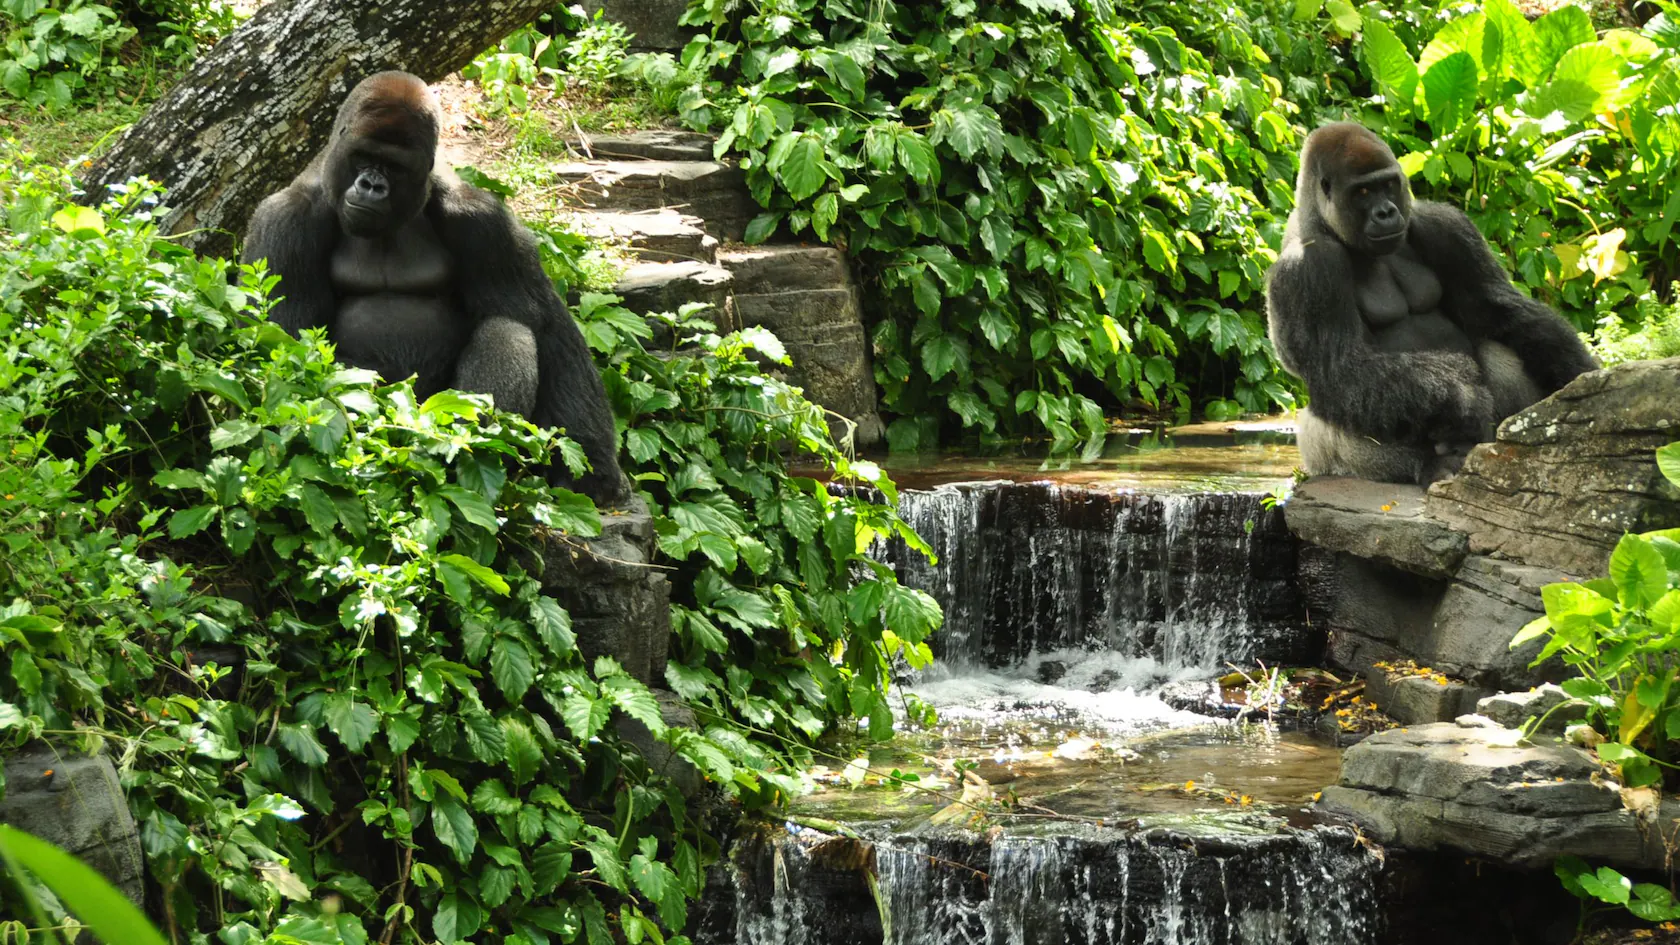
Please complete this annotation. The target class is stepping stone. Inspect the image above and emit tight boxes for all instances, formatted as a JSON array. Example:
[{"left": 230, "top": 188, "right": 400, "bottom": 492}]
[
  {"left": 568, "top": 130, "right": 715, "bottom": 162},
  {"left": 1284, "top": 476, "right": 1467, "bottom": 579},
  {"left": 613, "top": 260, "right": 737, "bottom": 342},
  {"left": 717, "top": 244, "right": 851, "bottom": 293},
  {"left": 565, "top": 209, "right": 718, "bottom": 264},
  {"left": 554, "top": 160, "right": 756, "bottom": 241}
]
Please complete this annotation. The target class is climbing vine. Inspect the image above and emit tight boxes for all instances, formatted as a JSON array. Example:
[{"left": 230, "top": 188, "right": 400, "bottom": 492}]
[{"left": 671, "top": 0, "right": 1352, "bottom": 447}]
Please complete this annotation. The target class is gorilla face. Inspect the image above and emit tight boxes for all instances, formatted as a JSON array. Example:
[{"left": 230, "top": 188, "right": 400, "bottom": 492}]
[
  {"left": 1323, "top": 167, "right": 1411, "bottom": 256},
  {"left": 330, "top": 141, "right": 431, "bottom": 238}
]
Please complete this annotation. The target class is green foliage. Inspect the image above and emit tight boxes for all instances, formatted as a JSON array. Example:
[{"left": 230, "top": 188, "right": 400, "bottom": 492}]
[
  {"left": 0, "top": 150, "right": 935, "bottom": 943},
  {"left": 0, "top": 825, "right": 170, "bottom": 945},
  {"left": 1351, "top": 0, "right": 1680, "bottom": 333},
  {"left": 1555, "top": 854, "right": 1680, "bottom": 927},
  {"left": 0, "top": 0, "right": 135, "bottom": 108},
  {"left": 1511, "top": 444, "right": 1680, "bottom": 791},
  {"left": 1591, "top": 282, "right": 1680, "bottom": 365},
  {"left": 673, "top": 0, "right": 1345, "bottom": 448},
  {"left": 465, "top": 9, "right": 687, "bottom": 123}
]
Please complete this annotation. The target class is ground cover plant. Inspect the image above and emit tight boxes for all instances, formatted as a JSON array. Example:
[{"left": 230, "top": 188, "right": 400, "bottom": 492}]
[{"left": 0, "top": 150, "right": 940, "bottom": 944}]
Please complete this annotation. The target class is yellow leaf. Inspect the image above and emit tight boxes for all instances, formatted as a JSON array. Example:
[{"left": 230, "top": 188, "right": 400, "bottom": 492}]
[
  {"left": 1554, "top": 243, "right": 1586, "bottom": 282},
  {"left": 1583, "top": 228, "right": 1629, "bottom": 284}
]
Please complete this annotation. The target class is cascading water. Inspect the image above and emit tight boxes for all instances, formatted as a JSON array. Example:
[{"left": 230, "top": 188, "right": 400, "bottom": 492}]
[
  {"left": 873, "top": 482, "right": 1312, "bottom": 671},
  {"left": 697, "top": 826, "right": 1384, "bottom": 945}
]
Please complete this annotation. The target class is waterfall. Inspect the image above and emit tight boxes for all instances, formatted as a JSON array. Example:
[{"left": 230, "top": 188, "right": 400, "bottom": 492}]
[
  {"left": 874, "top": 482, "right": 1305, "bottom": 672},
  {"left": 700, "top": 827, "right": 1384, "bottom": 945}
]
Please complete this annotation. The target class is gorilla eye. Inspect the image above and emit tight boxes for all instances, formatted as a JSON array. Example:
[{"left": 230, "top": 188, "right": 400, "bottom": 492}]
[
  {"left": 1320, "top": 177, "right": 1331, "bottom": 197},
  {"left": 1359, "top": 187, "right": 1369, "bottom": 196}
]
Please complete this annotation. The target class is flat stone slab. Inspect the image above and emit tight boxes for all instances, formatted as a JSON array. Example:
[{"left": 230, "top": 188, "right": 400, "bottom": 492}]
[
  {"left": 718, "top": 244, "right": 852, "bottom": 294},
  {"left": 1285, "top": 476, "right": 1468, "bottom": 578},
  {"left": 614, "top": 260, "right": 734, "bottom": 322},
  {"left": 1318, "top": 719, "right": 1678, "bottom": 869},
  {"left": 1476, "top": 684, "right": 1588, "bottom": 734},
  {"left": 566, "top": 209, "right": 717, "bottom": 264},
  {"left": 1364, "top": 669, "right": 1490, "bottom": 725},
  {"left": 569, "top": 130, "right": 715, "bottom": 163},
  {"left": 555, "top": 160, "right": 755, "bottom": 240}
]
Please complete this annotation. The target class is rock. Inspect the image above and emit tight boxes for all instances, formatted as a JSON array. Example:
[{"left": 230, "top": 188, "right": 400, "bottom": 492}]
[
  {"left": 1475, "top": 684, "right": 1588, "bottom": 734},
  {"left": 566, "top": 209, "right": 717, "bottom": 264},
  {"left": 1, "top": 748, "right": 145, "bottom": 905},
  {"left": 1283, "top": 477, "right": 1467, "bottom": 578},
  {"left": 1036, "top": 660, "right": 1067, "bottom": 685},
  {"left": 613, "top": 261, "right": 737, "bottom": 343},
  {"left": 615, "top": 689, "right": 703, "bottom": 798},
  {"left": 1363, "top": 669, "right": 1489, "bottom": 725},
  {"left": 555, "top": 160, "right": 756, "bottom": 241},
  {"left": 1318, "top": 719, "right": 1678, "bottom": 870},
  {"left": 718, "top": 244, "right": 853, "bottom": 294},
  {"left": 1428, "top": 359, "right": 1680, "bottom": 576},
  {"left": 541, "top": 498, "right": 672, "bottom": 687},
  {"left": 576, "top": 0, "right": 695, "bottom": 51},
  {"left": 569, "top": 130, "right": 715, "bottom": 163},
  {"left": 732, "top": 287, "right": 884, "bottom": 449}
]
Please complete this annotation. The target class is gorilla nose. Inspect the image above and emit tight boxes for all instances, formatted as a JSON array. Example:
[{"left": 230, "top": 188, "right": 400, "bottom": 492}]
[{"left": 1373, "top": 203, "right": 1398, "bottom": 223}]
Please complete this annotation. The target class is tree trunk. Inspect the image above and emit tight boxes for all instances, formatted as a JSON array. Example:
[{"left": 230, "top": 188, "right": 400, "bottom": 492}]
[{"left": 80, "top": 0, "right": 551, "bottom": 258}]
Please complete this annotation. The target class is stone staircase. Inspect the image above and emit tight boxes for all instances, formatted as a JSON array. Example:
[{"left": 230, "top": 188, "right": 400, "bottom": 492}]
[{"left": 559, "top": 130, "right": 885, "bottom": 448}]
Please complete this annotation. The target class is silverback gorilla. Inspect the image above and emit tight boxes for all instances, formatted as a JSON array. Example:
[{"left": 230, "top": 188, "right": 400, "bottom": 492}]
[
  {"left": 242, "top": 71, "right": 628, "bottom": 504},
  {"left": 1265, "top": 122, "right": 1597, "bottom": 484}
]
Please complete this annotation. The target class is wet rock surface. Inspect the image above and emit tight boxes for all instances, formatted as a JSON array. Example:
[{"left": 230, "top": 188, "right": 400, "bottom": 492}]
[
  {"left": 1318, "top": 718, "right": 1678, "bottom": 870},
  {"left": 540, "top": 498, "right": 671, "bottom": 687},
  {"left": 1428, "top": 358, "right": 1680, "bottom": 576}
]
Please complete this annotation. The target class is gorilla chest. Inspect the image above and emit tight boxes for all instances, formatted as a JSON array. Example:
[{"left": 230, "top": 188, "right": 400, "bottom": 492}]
[
  {"left": 1355, "top": 250, "right": 1443, "bottom": 327},
  {"left": 329, "top": 223, "right": 465, "bottom": 391}
]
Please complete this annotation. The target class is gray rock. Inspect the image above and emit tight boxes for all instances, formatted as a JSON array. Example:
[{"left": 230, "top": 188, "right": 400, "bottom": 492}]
[
  {"left": 567, "top": 209, "right": 718, "bottom": 264},
  {"left": 1428, "top": 358, "right": 1680, "bottom": 576},
  {"left": 615, "top": 690, "right": 704, "bottom": 798},
  {"left": 613, "top": 261, "right": 737, "bottom": 340},
  {"left": 570, "top": 130, "right": 715, "bottom": 163},
  {"left": 1284, "top": 477, "right": 1468, "bottom": 578},
  {"left": 1363, "top": 669, "right": 1490, "bottom": 725},
  {"left": 1319, "top": 719, "right": 1678, "bottom": 870},
  {"left": 555, "top": 160, "right": 756, "bottom": 241},
  {"left": 1475, "top": 684, "right": 1588, "bottom": 734},
  {"left": 576, "top": 0, "right": 695, "bottom": 51},
  {"left": 733, "top": 287, "right": 884, "bottom": 448},
  {"left": 541, "top": 498, "right": 672, "bottom": 687},
  {"left": 718, "top": 245, "right": 853, "bottom": 294},
  {"left": 1, "top": 749, "right": 145, "bottom": 905}
]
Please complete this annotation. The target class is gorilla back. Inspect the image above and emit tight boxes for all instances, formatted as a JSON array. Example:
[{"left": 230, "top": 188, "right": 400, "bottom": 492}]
[
  {"left": 1264, "top": 122, "right": 1596, "bottom": 485},
  {"left": 242, "top": 71, "right": 628, "bottom": 504}
]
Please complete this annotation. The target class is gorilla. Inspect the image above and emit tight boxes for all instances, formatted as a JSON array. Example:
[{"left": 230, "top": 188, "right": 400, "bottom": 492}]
[
  {"left": 1265, "top": 122, "right": 1598, "bottom": 485},
  {"left": 242, "top": 71, "right": 628, "bottom": 504}
]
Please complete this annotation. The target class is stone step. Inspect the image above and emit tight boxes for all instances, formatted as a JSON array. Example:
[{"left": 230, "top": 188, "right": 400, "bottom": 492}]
[
  {"left": 554, "top": 160, "right": 756, "bottom": 242},
  {"left": 731, "top": 286, "right": 884, "bottom": 448},
  {"left": 565, "top": 209, "right": 718, "bottom": 264},
  {"left": 568, "top": 130, "right": 715, "bottom": 163},
  {"left": 613, "top": 261, "right": 737, "bottom": 342},
  {"left": 716, "top": 243, "right": 851, "bottom": 294}
]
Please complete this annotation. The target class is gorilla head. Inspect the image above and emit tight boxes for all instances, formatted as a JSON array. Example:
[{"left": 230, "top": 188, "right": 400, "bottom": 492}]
[
  {"left": 323, "top": 72, "right": 439, "bottom": 238},
  {"left": 1298, "top": 121, "right": 1414, "bottom": 257}
]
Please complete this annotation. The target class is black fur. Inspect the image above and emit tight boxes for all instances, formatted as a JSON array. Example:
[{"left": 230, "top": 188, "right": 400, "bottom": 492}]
[
  {"left": 242, "top": 72, "right": 627, "bottom": 504},
  {"left": 1265, "top": 122, "right": 1597, "bottom": 484}
]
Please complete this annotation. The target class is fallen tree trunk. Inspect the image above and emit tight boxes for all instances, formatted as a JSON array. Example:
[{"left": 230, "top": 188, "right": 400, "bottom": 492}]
[{"left": 81, "top": 0, "right": 550, "bottom": 258}]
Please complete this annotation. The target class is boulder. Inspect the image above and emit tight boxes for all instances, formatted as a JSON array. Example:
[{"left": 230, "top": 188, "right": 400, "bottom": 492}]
[
  {"left": 1318, "top": 718, "right": 1677, "bottom": 870},
  {"left": 1, "top": 748, "right": 145, "bottom": 905},
  {"left": 730, "top": 286, "right": 884, "bottom": 449},
  {"left": 1428, "top": 358, "right": 1680, "bottom": 576},
  {"left": 1284, "top": 477, "right": 1466, "bottom": 578},
  {"left": 613, "top": 260, "right": 737, "bottom": 342},
  {"left": 1363, "top": 669, "right": 1490, "bottom": 725},
  {"left": 541, "top": 498, "right": 671, "bottom": 687},
  {"left": 1474, "top": 684, "right": 1588, "bottom": 734}
]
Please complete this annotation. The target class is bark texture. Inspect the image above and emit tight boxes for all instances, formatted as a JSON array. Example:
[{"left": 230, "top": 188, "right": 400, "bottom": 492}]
[{"left": 80, "top": 0, "right": 552, "bottom": 258}]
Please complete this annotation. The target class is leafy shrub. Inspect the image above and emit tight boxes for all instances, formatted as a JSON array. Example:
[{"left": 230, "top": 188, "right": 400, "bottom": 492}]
[
  {"left": 0, "top": 0, "right": 135, "bottom": 108},
  {"left": 465, "top": 9, "right": 680, "bottom": 120},
  {"left": 1351, "top": 0, "right": 1680, "bottom": 333},
  {"left": 672, "top": 0, "right": 1347, "bottom": 449},
  {"left": 1591, "top": 283, "right": 1680, "bottom": 365},
  {"left": 0, "top": 150, "right": 937, "bottom": 943}
]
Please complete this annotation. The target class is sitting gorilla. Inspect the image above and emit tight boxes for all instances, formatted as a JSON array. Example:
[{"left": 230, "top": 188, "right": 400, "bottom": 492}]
[
  {"left": 1265, "top": 122, "right": 1598, "bottom": 484},
  {"left": 242, "top": 71, "right": 628, "bottom": 504}
]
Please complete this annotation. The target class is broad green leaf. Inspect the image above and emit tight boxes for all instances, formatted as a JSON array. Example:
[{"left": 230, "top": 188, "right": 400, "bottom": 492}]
[
  {"left": 50, "top": 204, "right": 104, "bottom": 236},
  {"left": 530, "top": 597, "right": 576, "bottom": 655},
  {"left": 1658, "top": 443, "right": 1680, "bottom": 489},
  {"left": 603, "top": 677, "right": 666, "bottom": 736},
  {"left": 323, "top": 695, "right": 378, "bottom": 753},
  {"left": 941, "top": 104, "right": 1004, "bottom": 160},
  {"left": 531, "top": 842, "right": 574, "bottom": 895},
  {"left": 0, "top": 826, "right": 169, "bottom": 945},
  {"left": 1528, "top": 42, "right": 1620, "bottom": 120},
  {"left": 278, "top": 724, "right": 328, "bottom": 766},
  {"left": 778, "top": 134, "right": 828, "bottom": 202},
  {"left": 1610, "top": 533, "right": 1669, "bottom": 609},
  {"left": 921, "top": 334, "right": 969, "bottom": 382},
  {"left": 430, "top": 795, "right": 478, "bottom": 866},
  {"left": 437, "top": 554, "right": 510, "bottom": 597},
  {"left": 1485, "top": 0, "right": 1541, "bottom": 83},
  {"left": 504, "top": 718, "right": 542, "bottom": 786},
  {"left": 439, "top": 484, "right": 499, "bottom": 531},
  {"left": 1422, "top": 51, "right": 1479, "bottom": 130},
  {"left": 1534, "top": 5, "right": 1595, "bottom": 77},
  {"left": 743, "top": 212, "right": 781, "bottom": 245},
  {"left": 490, "top": 637, "right": 535, "bottom": 700},
  {"left": 896, "top": 131, "right": 937, "bottom": 184},
  {"left": 168, "top": 505, "right": 218, "bottom": 539},
  {"left": 1362, "top": 20, "right": 1419, "bottom": 110},
  {"left": 562, "top": 692, "right": 612, "bottom": 741}
]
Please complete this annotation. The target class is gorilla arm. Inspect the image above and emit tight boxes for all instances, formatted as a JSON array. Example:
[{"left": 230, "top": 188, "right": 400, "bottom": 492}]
[
  {"left": 1406, "top": 202, "right": 1598, "bottom": 394},
  {"left": 429, "top": 178, "right": 630, "bottom": 504},
  {"left": 1267, "top": 235, "right": 1495, "bottom": 445},
  {"left": 241, "top": 180, "right": 341, "bottom": 334}
]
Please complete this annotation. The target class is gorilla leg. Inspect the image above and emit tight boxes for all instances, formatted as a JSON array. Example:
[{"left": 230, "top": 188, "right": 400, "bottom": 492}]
[
  {"left": 454, "top": 317, "right": 539, "bottom": 417},
  {"left": 1296, "top": 408, "right": 1431, "bottom": 484},
  {"left": 1477, "top": 340, "right": 1544, "bottom": 420}
]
